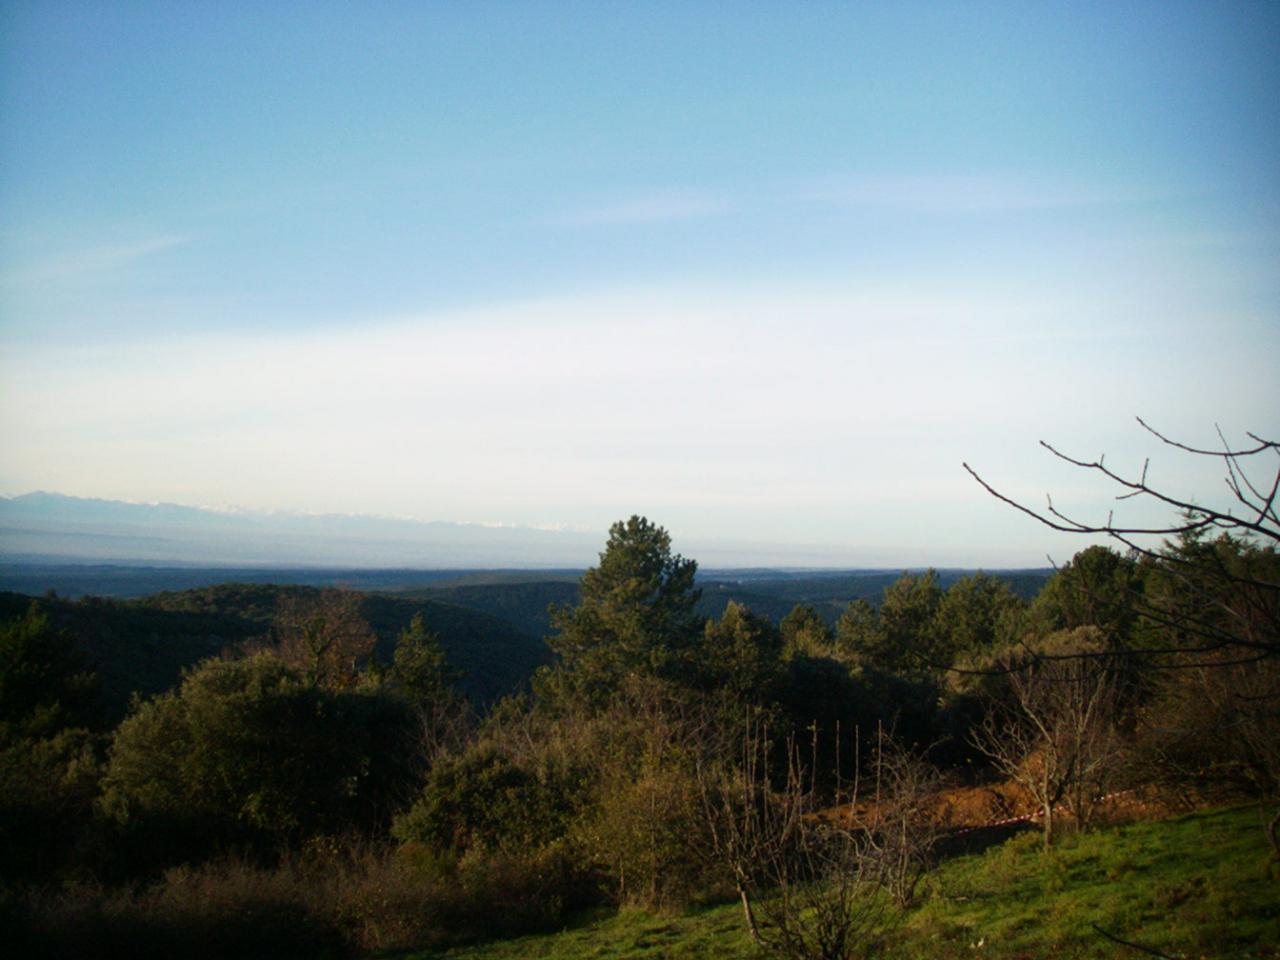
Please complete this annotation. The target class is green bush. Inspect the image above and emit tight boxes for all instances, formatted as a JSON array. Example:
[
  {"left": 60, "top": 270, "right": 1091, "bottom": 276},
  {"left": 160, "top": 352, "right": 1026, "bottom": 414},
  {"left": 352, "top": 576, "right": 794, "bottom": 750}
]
[
  {"left": 100, "top": 652, "right": 417, "bottom": 863},
  {"left": 0, "top": 729, "right": 102, "bottom": 882},
  {"left": 392, "top": 744, "right": 578, "bottom": 857},
  {"left": 0, "top": 603, "right": 100, "bottom": 742},
  {"left": 14, "top": 848, "right": 430, "bottom": 959},
  {"left": 0, "top": 604, "right": 105, "bottom": 883}
]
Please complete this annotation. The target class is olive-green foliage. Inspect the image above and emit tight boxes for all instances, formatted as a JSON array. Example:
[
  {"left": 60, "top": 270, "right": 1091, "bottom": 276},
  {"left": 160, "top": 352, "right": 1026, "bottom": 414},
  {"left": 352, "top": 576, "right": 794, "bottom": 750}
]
[
  {"left": 1126, "top": 534, "right": 1280, "bottom": 853},
  {"left": 548, "top": 516, "right": 701, "bottom": 695},
  {"left": 392, "top": 744, "right": 579, "bottom": 858},
  {"left": 578, "top": 747, "right": 711, "bottom": 909},
  {"left": 391, "top": 613, "right": 461, "bottom": 708},
  {"left": 100, "top": 652, "right": 417, "bottom": 858},
  {"left": 834, "top": 597, "right": 880, "bottom": 660},
  {"left": 0, "top": 603, "right": 99, "bottom": 742},
  {"left": 1028, "top": 546, "right": 1142, "bottom": 646},
  {"left": 566, "top": 687, "right": 723, "bottom": 908},
  {"left": 271, "top": 588, "right": 378, "bottom": 690},
  {"left": 699, "top": 601, "right": 784, "bottom": 703},
  {"left": 15, "top": 840, "right": 581, "bottom": 960},
  {"left": 1139, "top": 528, "right": 1279, "bottom": 654},
  {"left": 0, "top": 583, "right": 548, "bottom": 721},
  {"left": 835, "top": 571, "right": 944, "bottom": 673},
  {"left": 878, "top": 570, "right": 943, "bottom": 670},
  {"left": 928, "top": 573, "right": 1025, "bottom": 665},
  {"left": 0, "top": 604, "right": 104, "bottom": 882},
  {"left": 779, "top": 603, "right": 832, "bottom": 658},
  {"left": 0, "top": 727, "right": 101, "bottom": 882},
  {"left": 398, "top": 673, "right": 728, "bottom": 911},
  {"left": 1137, "top": 653, "right": 1280, "bottom": 813}
]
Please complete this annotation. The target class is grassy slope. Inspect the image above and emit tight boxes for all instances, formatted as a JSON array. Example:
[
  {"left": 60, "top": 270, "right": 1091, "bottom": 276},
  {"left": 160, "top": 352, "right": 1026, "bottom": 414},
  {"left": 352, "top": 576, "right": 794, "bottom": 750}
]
[
  {"left": 416, "top": 805, "right": 1279, "bottom": 959},
  {"left": 904, "top": 805, "right": 1279, "bottom": 958}
]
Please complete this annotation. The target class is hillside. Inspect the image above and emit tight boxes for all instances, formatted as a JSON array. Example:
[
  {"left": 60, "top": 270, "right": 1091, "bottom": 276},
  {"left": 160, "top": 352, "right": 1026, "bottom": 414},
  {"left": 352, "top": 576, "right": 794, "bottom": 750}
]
[
  {"left": 0, "top": 584, "right": 550, "bottom": 716},
  {"left": 402, "top": 568, "right": 1054, "bottom": 640},
  {"left": 0, "top": 563, "right": 1051, "bottom": 716},
  {"left": 0, "top": 563, "right": 495, "bottom": 600},
  {"left": 419, "top": 804, "right": 1279, "bottom": 959}
]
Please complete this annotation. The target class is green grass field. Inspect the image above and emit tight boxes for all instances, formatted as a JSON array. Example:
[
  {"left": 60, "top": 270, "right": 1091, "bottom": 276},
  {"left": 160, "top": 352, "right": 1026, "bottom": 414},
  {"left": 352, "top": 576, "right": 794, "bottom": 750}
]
[{"left": 409, "top": 804, "right": 1279, "bottom": 959}]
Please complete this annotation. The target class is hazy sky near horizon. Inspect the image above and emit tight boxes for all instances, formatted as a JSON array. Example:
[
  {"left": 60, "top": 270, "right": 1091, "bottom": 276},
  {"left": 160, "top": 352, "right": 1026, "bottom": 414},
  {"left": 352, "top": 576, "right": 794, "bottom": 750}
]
[{"left": 2, "top": 1, "right": 1277, "bottom": 566}]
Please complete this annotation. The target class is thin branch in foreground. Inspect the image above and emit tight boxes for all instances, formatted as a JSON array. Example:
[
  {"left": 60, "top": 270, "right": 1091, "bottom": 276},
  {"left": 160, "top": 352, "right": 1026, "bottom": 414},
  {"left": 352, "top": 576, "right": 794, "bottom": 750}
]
[{"left": 1090, "top": 923, "right": 1180, "bottom": 959}]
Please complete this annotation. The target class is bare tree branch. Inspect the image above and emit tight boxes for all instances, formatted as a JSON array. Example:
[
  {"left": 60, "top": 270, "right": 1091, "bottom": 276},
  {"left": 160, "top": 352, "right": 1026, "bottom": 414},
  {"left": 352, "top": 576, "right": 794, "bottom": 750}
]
[
  {"left": 965, "top": 422, "right": 1280, "bottom": 661},
  {"left": 1090, "top": 923, "right": 1179, "bottom": 959}
]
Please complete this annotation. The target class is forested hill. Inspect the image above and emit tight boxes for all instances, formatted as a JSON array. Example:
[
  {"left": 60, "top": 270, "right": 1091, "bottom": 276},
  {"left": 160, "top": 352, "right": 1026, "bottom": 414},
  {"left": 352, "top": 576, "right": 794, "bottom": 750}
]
[
  {"left": 0, "top": 567, "right": 1051, "bottom": 720},
  {"left": 404, "top": 568, "right": 1054, "bottom": 641},
  {"left": 0, "top": 585, "right": 550, "bottom": 718},
  {"left": 0, "top": 564, "right": 1051, "bottom": 644}
]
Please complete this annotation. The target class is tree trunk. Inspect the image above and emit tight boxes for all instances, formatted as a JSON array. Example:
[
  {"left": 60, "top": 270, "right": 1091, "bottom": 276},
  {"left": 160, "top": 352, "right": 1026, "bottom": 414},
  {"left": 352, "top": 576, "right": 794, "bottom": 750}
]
[
  {"left": 1041, "top": 765, "right": 1056, "bottom": 849},
  {"left": 1267, "top": 804, "right": 1280, "bottom": 862},
  {"left": 738, "top": 884, "right": 763, "bottom": 946}
]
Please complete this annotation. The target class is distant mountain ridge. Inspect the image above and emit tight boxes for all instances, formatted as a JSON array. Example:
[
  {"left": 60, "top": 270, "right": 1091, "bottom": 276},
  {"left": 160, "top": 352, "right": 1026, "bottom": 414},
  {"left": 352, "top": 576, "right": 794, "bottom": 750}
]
[{"left": 0, "top": 491, "right": 603, "bottom": 567}]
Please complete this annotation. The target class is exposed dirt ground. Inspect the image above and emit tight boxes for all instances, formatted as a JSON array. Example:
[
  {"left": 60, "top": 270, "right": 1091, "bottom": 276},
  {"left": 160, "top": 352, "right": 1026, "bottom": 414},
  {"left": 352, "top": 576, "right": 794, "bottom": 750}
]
[{"left": 819, "top": 780, "right": 1193, "bottom": 833}]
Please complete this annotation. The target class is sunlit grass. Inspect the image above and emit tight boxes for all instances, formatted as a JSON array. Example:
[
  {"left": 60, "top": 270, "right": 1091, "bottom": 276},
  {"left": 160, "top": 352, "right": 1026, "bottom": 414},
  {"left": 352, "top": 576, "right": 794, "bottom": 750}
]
[
  {"left": 410, "top": 805, "right": 1280, "bottom": 959},
  {"left": 902, "top": 805, "right": 1279, "bottom": 958},
  {"left": 415, "top": 903, "right": 753, "bottom": 959}
]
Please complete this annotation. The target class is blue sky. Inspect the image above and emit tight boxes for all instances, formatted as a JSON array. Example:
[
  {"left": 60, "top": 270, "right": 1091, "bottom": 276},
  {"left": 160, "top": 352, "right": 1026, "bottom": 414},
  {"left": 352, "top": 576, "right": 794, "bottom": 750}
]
[{"left": 1, "top": 1, "right": 1277, "bottom": 565}]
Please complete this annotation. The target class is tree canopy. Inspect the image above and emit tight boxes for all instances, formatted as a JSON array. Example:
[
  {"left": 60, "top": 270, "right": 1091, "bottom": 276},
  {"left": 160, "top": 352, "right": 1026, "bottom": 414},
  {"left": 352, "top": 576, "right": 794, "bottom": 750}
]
[{"left": 547, "top": 516, "right": 701, "bottom": 692}]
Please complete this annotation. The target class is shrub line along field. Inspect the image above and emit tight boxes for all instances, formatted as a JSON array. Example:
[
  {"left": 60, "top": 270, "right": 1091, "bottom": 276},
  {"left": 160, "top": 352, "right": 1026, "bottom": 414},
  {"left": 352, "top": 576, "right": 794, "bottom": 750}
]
[{"left": 416, "top": 804, "right": 1279, "bottom": 959}]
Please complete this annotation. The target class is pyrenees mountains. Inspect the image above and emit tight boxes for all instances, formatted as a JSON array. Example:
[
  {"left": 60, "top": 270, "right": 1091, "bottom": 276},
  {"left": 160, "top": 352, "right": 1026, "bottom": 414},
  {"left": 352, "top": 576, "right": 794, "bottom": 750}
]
[{"left": 0, "top": 491, "right": 602, "bottom": 568}]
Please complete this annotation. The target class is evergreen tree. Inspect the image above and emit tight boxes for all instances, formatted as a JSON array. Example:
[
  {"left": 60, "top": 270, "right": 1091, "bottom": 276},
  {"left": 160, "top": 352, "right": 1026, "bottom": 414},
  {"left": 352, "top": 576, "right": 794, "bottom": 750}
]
[
  {"left": 0, "top": 603, "right": 99, "bottom": 743},
  {"left": 700, "top": 601, "right": 784, "bottom": 702},
  {"left": 780, "top": 602, "right": 832, "bottom": 657},
  {"left": 835, "top": 572, "right": 942, "bottom": 672},
  {"left": 391, "top": 613, "right": 459, "bottom": 708},
  {"left": 547, "top": 516, "right": 701, "bottom": 692},
  {"left": 1028, "top": 546, "right": 1141, "bottom": 648},
  {"left": 931, "top": 572, "right": 1025, "bottom": 665}
]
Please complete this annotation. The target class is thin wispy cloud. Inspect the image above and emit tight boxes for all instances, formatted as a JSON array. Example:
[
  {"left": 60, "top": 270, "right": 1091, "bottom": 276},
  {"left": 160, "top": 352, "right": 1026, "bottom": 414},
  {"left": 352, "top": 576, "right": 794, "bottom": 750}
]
[
  {"left": 560, "top": 189, "right": 733, "bottom": 226},
  {"left": 0, "top": 233, "right": 188, "bottom": 288},
  {"left": 556, "top": 174, "right": 1147, "bottom": 230},
  {"left": 795, "top": 174, "right": 1147, "bottom": 215}
]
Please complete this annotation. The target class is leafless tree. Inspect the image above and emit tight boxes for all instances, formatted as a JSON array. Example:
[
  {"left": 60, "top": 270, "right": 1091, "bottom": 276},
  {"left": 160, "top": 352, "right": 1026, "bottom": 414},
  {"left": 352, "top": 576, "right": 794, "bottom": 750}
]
[
  {"left": 964, "top": 419, "right": 1279, "bottom": 662},
  {"left": 273, "top": 589, "right": 378, "bottom": 690},
  {"left": 856, "top": 731, "right": 948, "bottom": 907},
  {"left": 969, "top": 628, "right": 1121, "bottom": 847},
  {"left": 697, "top": 720, "right": 930, "bottom": 959}
]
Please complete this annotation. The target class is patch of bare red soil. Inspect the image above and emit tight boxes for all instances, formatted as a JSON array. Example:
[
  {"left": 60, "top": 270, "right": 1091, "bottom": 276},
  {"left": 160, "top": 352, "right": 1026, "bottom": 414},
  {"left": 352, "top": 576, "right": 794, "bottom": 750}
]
[{"left": 819, "top": 782, "right": 1188, "bottom": 832}]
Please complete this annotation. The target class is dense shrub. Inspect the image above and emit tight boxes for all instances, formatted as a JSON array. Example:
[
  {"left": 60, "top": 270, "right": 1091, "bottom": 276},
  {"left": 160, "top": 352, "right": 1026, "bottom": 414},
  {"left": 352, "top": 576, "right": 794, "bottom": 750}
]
[
  {"left": 11, "top": 838, "right": 582, "bottom": 959},
  {"left": 100, "top": 652, "right": 417, "bottom": 863},
  {"left": 0, "top": 604, "right": 104, "bottom": 882},
  {"left": 0, "top": 603, "right": 100, "bottom": 742},
  {"left": 0, "top": 729, "right": 102, "bottom": 882},
  {"left": 391, "top": 744, "right": 578, "bottom": 857},
  {"left": 573, "top": 750, "right": 713, "bottom": 907}
]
